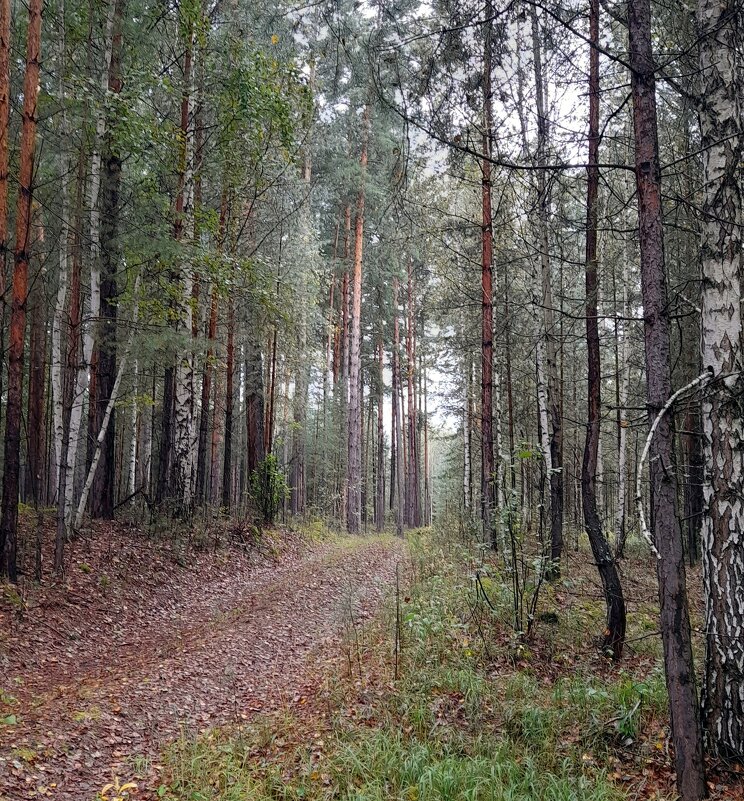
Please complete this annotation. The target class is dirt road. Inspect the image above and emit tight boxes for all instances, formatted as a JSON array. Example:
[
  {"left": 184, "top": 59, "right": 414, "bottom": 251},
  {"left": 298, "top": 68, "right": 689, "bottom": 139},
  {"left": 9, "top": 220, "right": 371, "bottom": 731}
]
[{"left": 0, "top": 535, "right": 404, "bottom": 800}]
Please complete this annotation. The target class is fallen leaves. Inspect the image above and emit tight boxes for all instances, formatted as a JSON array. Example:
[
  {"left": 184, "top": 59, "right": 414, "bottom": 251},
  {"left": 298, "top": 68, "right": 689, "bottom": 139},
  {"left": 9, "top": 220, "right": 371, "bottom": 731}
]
[{"left": 0, "top": 525, "right": 403, "bottom": 800}]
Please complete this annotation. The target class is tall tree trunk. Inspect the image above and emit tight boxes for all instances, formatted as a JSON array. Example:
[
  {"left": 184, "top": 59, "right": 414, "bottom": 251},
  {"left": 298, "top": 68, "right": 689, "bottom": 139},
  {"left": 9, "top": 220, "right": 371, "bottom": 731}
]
[
  {"left": 346, "top": 108, "right": 368, "bottom": 535},
  {"left": 156, "top": 367, "right": 174, "bottom": 505},
  {"left": 423, "top": 354, "right": 430, "bottom": 526},
  {"left": 196, "top": 189, "right": 226, "bottom": 503},
  {"left": 480, "top": 0, "right": 495, "bottom": 544},
  {"left": 531, "top": 7, "right": 563, "bottom": 576},
  {"left": 581, "top": 0, "right": 626, "bottom": 660},
  {"left": 392, "top": 277, "right": 404, "bottom": 536},
  {"left": 55, "top": 168, "right": 84, "bottom": 573},
  {"left": 196, "top": 283, "right": 218, "bottom": 503},
  {"left": 172, "top": 29, "right": 196, "bottom": 509},
  {"left": 629, "top": 0, "right": 706, "bottom": 794},
  {"left": 51, "top": 14, "right": 70, "bottom": 506},
  {"left": 697, "top": 0, "right": 744, "bottom": 764},
  {"left": 0, "top": 0, "right": 10, "bottom": 410},
  {"left": 26, "top": 208, "right": 46, "bottom": 506},
  {"left": 405, "top": 257, "right": 420, "bottom": 528},
  {"left": 221, "top": 298, "right": 235, "bottom": 509},
  {"left": 128, "top": 359, "right": 138, "bottom": 500},
  {"left": 290, "top": 144, "right": 313, "bottom": 516},
  {"left": 0, "top": 0, "right": 42, "bottom": 580},
  {"left": 614, "top": 256, "right": 631, "bottom": 557},
  {"left": 463, "top": 348, "right": 473, "bottom": 516},
  {"left": 210, "top": 337, "right": 224, "bottom": 505},
  {"left": 245, "top": 322, "right": 265, "bottom": 478},
  {"left": 62, "top": 1, "right": 115, "bottom": 535},
  {"left": 375, "top": 334, "right": 385, "bottom": 531},
  {"left": 91, "top": 0, "right": 125, "bottom": 519},
  {"left": 75, "top": 277, "right": 140, "bottom": 529}
]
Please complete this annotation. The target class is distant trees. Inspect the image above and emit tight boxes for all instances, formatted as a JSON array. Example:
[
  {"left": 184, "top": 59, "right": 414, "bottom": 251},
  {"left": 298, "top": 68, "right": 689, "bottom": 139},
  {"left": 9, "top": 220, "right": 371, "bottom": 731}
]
[{"left": 0, "top": 12, "right": 743, "bottom": 790}]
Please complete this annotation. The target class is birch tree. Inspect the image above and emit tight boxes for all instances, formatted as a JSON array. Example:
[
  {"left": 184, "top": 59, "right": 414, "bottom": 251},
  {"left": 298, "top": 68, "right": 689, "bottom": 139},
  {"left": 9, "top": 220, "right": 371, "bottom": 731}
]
[{"left": 697, "top": 0, "right": 744, "bottom": 762}]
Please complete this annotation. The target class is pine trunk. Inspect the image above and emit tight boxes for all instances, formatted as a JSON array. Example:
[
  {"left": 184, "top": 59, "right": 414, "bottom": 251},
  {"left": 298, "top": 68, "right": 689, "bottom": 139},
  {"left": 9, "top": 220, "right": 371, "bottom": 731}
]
[
  {"left": 245, "top": 324, "right": 265, "bottom": 478},
  {"left": 346, "top": 109, "right": 368, "bottom": 535},
  {"left": 406, "top": 258, "right": 420, "bottom": 528},
  {"left": 222, "top": 298, "right": 235, "bottom": 509},
  {"left": 629, "top": 0, "right": 706, "bottom": 793},
  {"left": 392, "top": 277, "right": 404, "bottom": 536},
  {"left": 0, "top": 0, "right": 42, "bottom": 580},
  {"left": 376, "top": 336, "right": 385, "bottom": 531},
  {"left": 581, "top": 0, "right": 626, "bottom": 660}
]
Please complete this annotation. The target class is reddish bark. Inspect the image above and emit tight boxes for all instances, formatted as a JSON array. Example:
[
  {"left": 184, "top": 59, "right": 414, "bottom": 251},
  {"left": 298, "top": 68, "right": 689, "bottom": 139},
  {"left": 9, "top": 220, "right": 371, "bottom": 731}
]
[
  {"left": 0, "top": 0, "right": 43, "bottom": 580},
  {"left": 0, "top": 0, "right": 9, "bottom": 285},
  {"left": 347, "top": 111, "right": 368, "bottom": 534}
]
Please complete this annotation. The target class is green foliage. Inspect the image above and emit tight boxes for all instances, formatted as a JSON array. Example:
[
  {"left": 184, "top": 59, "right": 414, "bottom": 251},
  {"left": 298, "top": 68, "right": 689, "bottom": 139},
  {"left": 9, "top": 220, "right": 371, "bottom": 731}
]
[{"left": 250, "top": 455, "right": 289, "bottom": 524}]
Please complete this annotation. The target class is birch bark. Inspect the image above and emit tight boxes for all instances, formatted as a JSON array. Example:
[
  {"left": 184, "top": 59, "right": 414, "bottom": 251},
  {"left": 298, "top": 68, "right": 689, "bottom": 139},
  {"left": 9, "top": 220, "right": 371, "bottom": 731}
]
[{"left": 697, "top": 0, "right": 744, "bottom": 762}]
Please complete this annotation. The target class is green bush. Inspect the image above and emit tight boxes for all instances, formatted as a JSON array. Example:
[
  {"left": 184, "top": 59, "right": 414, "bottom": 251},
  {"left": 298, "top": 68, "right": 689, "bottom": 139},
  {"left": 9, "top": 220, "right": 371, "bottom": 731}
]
[{"left": 250, "top": 455, "right": 288, "bottom": 524}]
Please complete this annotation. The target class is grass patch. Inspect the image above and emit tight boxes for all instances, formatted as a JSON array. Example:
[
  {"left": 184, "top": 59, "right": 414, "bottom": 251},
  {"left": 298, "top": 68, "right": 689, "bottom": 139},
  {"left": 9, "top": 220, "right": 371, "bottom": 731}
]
[{"left": 157, "top": 527, "right": 673, "bottom": 801}]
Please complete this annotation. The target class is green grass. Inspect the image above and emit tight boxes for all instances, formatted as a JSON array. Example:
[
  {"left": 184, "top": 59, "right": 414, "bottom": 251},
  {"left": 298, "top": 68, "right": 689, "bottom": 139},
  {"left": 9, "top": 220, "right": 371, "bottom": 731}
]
[{"left": 157, "top": 528, "right": 669, "bottom": 801}]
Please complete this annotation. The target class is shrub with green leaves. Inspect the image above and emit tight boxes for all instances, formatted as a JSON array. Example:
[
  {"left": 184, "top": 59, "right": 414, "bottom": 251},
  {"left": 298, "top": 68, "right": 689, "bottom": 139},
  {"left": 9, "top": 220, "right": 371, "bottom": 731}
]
[{"left": 250, "top": 455, "right": 289, "bottom": 524}]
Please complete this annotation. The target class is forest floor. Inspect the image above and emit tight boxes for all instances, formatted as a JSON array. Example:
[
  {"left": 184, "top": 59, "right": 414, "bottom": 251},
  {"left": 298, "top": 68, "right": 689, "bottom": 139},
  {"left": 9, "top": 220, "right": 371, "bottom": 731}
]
[{"left": 0, "top": 519, "right": 404, "bottom": 800}]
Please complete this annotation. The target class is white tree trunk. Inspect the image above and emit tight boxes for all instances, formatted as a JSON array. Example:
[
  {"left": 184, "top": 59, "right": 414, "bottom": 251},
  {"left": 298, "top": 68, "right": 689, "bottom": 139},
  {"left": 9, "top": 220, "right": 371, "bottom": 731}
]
[
  {"left": 698, "top": 0, "right": 744, "bottom": 759},
  {"left": 61, "top": 4, "right": 115, "bottom": 534},
  {"left": 51, "top": 12, "right": 69, "bottom": 501},
  {"left": 173, "top": 34, "right": 196, "bottom": 508},
  {"left": 128, "top": 358, "right": 138, "bottom": 499},
  {"left": 615, "top": 260, "right": 630, "bottom": 546},
  {"left": 75, "top": 277, "right": 140, "bottom": 529}
]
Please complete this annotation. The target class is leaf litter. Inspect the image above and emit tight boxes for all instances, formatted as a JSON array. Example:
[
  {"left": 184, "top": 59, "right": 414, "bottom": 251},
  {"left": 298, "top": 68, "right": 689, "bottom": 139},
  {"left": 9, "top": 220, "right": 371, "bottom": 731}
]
[{"left": 0, "top": 525, "right": 404, "bottom": 800}]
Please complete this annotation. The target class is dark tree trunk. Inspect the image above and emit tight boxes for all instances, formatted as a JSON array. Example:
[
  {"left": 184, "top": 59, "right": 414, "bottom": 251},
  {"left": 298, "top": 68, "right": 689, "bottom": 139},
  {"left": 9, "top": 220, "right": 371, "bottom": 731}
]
[
  {"left": 221, "top": 298, "right": 235, "bottom": 509},
  {"left": 629, "top": 0, "right": 706, "bottom": 794},
  {"left": 246, "top": 323, "right": 265, "bottom": 478},
  {"left": 0, "top": 0, "right": 42, "bottom": 580},
  {"left": 196, "top": 284, "right": 218, "bottom": 504},
  {"left": 26, "top": 211, "right": 46, "bottom": 506},
  {"left": 196, "top": 188, "right": 226, "bottom": 503},
  {"left": 91, "top": 0, "right": 125, "bottom": 519},
  {"left": 405, "top": 258, "right": 420, "bottom": 528},
  {"left": 376, "top": 335, "right": 385, "bottom": 531},
  {"left": 581, "top": 0, "right": 626, "bottom": 660},
  {"left": 392, "top": 277, "right": 404, "bottom": 536},
  {"left": 0, "top": 0, "right": 10, "bottom": 434},
  {"left": 0, "top": 0, "right": 8, "bottom": 270},
  {"left": 480, "top": 0, "right": 495, "bottom": 544}
]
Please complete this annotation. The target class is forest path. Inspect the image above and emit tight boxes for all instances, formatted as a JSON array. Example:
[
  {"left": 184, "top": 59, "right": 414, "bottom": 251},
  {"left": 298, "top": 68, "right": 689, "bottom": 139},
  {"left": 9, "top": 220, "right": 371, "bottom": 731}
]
[{"left": 0, "top": 534, "right": 405, "bottom": 801}]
